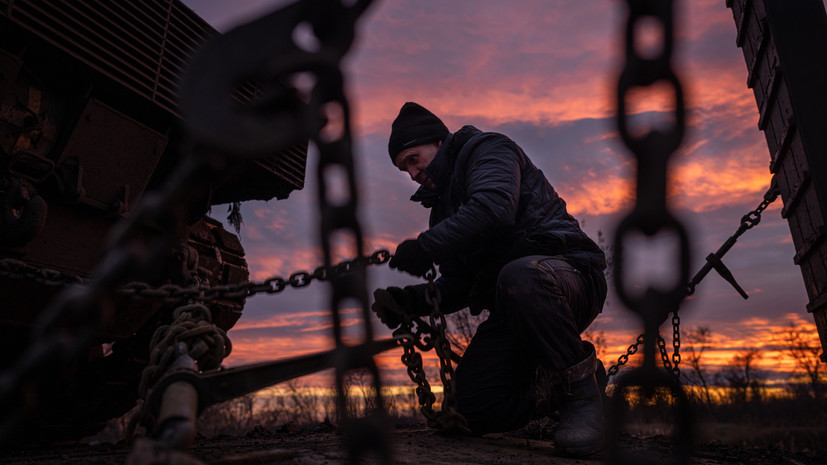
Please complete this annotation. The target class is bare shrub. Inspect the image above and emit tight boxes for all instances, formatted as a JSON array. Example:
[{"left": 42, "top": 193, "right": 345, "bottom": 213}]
[
  {"left": 717, "top": 349, "right": 766, "bottom": 405},
  {"left": 582, "top": 328, "right": 607, "bottom": 362},
  {"left": 446, "top": 310, "right": 487, "bottom": 356},
  {"left": 773, "top": 321, "right": 826, "bottom": 400},
  {"left": 197, "top": 394, "right": 257, "bottom": 437},
  {"left": 683, "top": 326, "right": 714, "bottom": 408}
]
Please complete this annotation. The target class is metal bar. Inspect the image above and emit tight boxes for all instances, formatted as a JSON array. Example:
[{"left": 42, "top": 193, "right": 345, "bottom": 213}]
[
  {"left": 793, "top": 226, "right": 827, "bottom": 265},
  {"left": 769, "top": 117, "right": 795, "bottom": 173},
  {"left": 746, "top": 17, "right": 768, "bottom": 88},
  {"left": 8, "top": 3, "right": 156, "bottom": 98},
  {"left": 84, "top": 0, "right": 166, "bottom": 59},
  {"left": 781, "top": 171, "right": 811, "bottom": 219},
  {"left": 21, "top": 1, "right": 161, "bottom": 82},
  {"left": 145, "top": 338, "right": 400, "bottom": 414},
  {"left": 151, "top": 0, "right": 172, "bottom": 102},
  {"left": 757, "top": 65, "right": 781, "bottom": 130},
  {"left": 736, "top": 0, "right": 754, "bottom": 47}
]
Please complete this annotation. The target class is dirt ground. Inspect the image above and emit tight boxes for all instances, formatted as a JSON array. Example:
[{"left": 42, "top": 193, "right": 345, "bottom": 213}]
[{"left": 1, "top": 423, "right": 823, "bottom": 465}]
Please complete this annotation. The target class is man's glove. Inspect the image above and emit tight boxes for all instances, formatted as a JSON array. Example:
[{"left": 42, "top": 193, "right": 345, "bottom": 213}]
[
  {"left": 371, "top": 286, "right": 428, "bottom": 329},
  {"left": 389, "top": 239, "right": 433, "bottom": 277}
]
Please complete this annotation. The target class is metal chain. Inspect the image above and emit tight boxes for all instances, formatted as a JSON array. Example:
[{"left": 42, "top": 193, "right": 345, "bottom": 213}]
[
  {"left": 423, "top": 272, "right": 469, "bottom": 434},
  {"left": 607, "top": 311, "right": 681, "bottom": 378},
  {"left": 609, "top": 179, "right": 779, "bottom": 380},
  {"left": 607, "top": 334, "right": 645, "bottom": 378},
  {"left": 393, "top": 270, "right": 469, "bottom": 435},
  {"left": 614, "top": 0, "right": 689, "bottom": 371},
  {"left": 0, "top": 153, "right": 219, "bottom": 447},
  {"left": 194, "top": 249, "right": 390, "bottom": 302},
  {"left": 740, "top": 177, "right": 780, "bottom": 231},
  {"left": 657, "top": 334, "right": 673, "bottom": 373},
  {"left": 126, "top": 303, "right": 231, "bottom": 441},
  {"left": 686, "top": 178, "right": 779, "bottom": 296},
  {"left": 0, "top": 250, "right": 390, "bottom": 307},
  {"left": 285, "top": 1, "right": 391, "bottom": 461},
  {"left": 0, "top": 258, "right": 82, "bottom": 287},
  {"left": 393, "top": 326, "right": 439, "bottom": 421},
  {"left": 611, "top": 0, "right": 693, "bottom": 461},
  {"left": 672, "top": 311, "right": 681, "bottom": 377}
]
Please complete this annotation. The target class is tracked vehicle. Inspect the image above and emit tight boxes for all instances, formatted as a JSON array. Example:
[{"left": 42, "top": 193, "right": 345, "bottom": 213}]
[{"left": 0, "top": 0, "right": 307, "bottom": 441}]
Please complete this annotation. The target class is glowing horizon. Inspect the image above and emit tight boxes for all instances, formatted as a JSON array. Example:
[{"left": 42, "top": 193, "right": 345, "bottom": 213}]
[{"left": 181, "top": 0, "right": 820, "bottom": 390}]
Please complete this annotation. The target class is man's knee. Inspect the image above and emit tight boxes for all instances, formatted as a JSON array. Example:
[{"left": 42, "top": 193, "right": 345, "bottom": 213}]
[{"left": 496, "top": 256, "right": 544, "bottom": 304}]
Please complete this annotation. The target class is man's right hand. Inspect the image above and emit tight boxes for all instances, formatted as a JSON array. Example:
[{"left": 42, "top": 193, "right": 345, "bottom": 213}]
[{"left": 371, "top": 286, "right": 425, "bottom": 329}]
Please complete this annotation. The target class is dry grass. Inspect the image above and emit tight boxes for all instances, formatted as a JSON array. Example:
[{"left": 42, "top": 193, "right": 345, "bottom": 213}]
[{"left": 612, "top": 387, "right": 827, "bottom": 458}]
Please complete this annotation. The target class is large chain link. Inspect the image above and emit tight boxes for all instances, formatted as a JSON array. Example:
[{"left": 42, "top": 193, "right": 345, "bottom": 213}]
[
  {"left": 273, "top": 1, "right": 393, "bottom": 461},
  {"left": 610, "top": 0, "right": 693, "bottom": 462},
  {"left": 124, "top": 0, "right": 385, "bottom": 460},
  {"left": 614, "top": 0, "right": 689, "bottom": 358}
]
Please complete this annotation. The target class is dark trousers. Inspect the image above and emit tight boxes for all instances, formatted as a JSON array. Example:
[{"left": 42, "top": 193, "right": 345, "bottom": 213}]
[{"left": 454, "top": 255, "right": 604, "bottom": 434}]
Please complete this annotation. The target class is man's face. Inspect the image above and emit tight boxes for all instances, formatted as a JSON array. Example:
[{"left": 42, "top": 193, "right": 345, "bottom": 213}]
[{"left": 394, "top": 141, "right": 441, "bottom": 190}]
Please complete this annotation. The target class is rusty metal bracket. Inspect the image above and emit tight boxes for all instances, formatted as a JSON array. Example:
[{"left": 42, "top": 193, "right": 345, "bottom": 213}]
[
  {"left": 686, "top": 178, "right": 779, "bottom": 299},
  {"left": 706, "top": 253, "right": 748, "bottom": 299}
]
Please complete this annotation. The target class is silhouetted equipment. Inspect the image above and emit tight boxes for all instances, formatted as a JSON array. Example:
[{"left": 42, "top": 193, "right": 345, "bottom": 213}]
[
  {"left": 727, "top": 0, "right": 827, "bottom": 362},
  {"left": 0, "top": 0, "right": 308, "bottom": 441}
]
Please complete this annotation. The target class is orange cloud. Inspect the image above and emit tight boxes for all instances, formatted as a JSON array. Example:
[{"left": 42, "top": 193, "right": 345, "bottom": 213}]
[
  {"left": 231, "top": 310, "right": 331, "bottom": 331},
  {"left": 672, "top": 152, "right": 773, "bottom": 213},
  {"left": 563, "top": 169, "right": 635, "bottom": 216},
  {"left": 223, "top": 332, "right": 334, "bottom": 367}
]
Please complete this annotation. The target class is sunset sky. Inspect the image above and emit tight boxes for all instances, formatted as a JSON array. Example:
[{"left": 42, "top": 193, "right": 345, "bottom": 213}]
[{"left": 180, "top": 0, "right": 822, "bottom": 385}]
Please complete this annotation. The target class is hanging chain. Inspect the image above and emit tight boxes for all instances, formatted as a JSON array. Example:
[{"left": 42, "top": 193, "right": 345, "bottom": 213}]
[
  {"left": 610, "top": 0, "right": 693, "bottom": 461},
  {"left": 422, "top": 271, "right": 469, "bottom": 434},
  {"left": 181, "top": 0, "right": 386, "bottom": 461},
  {"left": 393, "top": 327, "right": 438, "bottom": 418},
  {"left": 392, "top": 269, "right": 469, "bottom": 435},
  {"left": 672, "top": 311, "right": 681, "bottom": 376},
  {"left": 287, "top": 1, "right": 392, "bottom": 461},
  {"left": 614, "top": 0, "right": 689, "bottom": 372},
  {"left": 609, "top": 179, "right": 779, "bottom": 379},
  {"left": 608, "top": 311, "right": 681, "bottom": 378}
]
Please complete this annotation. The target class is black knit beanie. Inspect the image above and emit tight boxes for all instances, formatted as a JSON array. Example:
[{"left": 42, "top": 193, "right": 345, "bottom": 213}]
[{"left": 387, "top": 102, "right": 449, "bottom": 164}]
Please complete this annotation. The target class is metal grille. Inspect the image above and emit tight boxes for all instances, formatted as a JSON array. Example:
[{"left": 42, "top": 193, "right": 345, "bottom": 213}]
[
  {"left": 1, "top": 0, "right": 306, "bottom": 194},
  {"left": 6, "top": 1, "right": 175, "bottom": 112},
  {"left": 0, "top": 0, "right": 259, "bottom": 117},
  {"left": 263, "top": 143, "right": 308, "bottom": 191}
]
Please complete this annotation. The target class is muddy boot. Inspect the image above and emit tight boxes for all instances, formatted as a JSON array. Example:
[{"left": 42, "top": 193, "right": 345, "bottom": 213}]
[{"left": 552, "top": 342, "right": 604, "bottom": 457}]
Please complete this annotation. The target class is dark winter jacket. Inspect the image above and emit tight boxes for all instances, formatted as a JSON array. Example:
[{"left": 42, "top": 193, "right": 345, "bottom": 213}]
[{"left": 411, "top": 125, "right": 606, "bottom": 314}]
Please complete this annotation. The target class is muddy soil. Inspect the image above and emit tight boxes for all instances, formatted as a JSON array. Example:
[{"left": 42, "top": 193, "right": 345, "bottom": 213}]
[{"left": 1, "top": 423, "right": 822, "bottom": 465}]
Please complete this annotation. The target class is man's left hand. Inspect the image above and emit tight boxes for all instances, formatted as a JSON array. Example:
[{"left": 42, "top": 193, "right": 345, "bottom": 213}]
[{"left": 389, "top": 239, "right": 433, "bottom": 277}]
